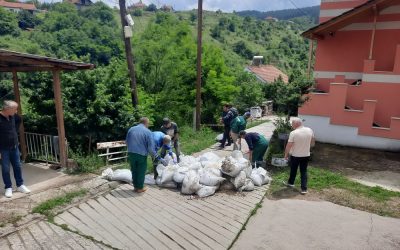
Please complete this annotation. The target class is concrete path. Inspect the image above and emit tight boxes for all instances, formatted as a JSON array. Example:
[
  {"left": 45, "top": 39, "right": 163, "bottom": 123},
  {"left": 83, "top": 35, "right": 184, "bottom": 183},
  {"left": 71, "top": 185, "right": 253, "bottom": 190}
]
[
  {"left": 0, "top": 220, "right": 111, "bottom": 249},
  {"left": 232, "top": 199, "right": 400, "bottom": 250}
]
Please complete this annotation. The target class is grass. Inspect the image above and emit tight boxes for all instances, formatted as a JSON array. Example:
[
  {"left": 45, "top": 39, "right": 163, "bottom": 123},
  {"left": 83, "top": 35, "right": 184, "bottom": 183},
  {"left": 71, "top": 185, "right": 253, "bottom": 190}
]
[
  {"left": 246, "top": 119, "right": 270, "bottom": 129},
  {"left": 32, "top": 189, "right": 87, "bottom": 219},
  {"left": 270, "top": 167, "right": 400, "bottom": 202}
]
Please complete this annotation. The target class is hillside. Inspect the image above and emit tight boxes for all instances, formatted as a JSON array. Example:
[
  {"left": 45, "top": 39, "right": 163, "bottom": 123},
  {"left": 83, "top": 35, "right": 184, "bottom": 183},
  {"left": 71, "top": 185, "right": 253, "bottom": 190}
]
[
  {"left": 0, "top": 2, "right": 313, "bottom": 150},
  {"left": 237, "top": 5, "right": 320, "bottom": 24}
]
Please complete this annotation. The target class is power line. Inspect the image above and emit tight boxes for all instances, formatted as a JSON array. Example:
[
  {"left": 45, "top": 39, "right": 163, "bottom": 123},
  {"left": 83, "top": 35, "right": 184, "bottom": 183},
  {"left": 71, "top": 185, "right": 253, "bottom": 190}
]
[{"left": 287, "top": 0, "right": 312, "bottom": 17}]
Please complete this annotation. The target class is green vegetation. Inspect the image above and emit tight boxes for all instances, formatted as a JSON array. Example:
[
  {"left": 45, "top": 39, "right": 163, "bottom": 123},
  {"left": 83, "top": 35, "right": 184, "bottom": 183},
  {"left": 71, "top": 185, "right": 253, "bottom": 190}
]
[
  {"left": 32, "top": 189, "right": 87, "bottom": 218},
  {"left": 237, "top": 6, "right": 320, "bottom": 23},
  {"left": 0, "top": 2, "right": 313, "bottom": 158},
  {"left": 68, "top": 152, "right": 105, "bottom": 174},
  {"left": 180, "top": 126, "right": 219, "bottom": 155},
  {"left": 246, "top": 119, "right": 269, "bottom": 129}
]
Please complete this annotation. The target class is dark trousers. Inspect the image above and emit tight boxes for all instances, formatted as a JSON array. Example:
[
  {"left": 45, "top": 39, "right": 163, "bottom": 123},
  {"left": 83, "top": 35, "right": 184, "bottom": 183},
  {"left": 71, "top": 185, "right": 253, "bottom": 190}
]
[
  {"left": 221, "top": 125, "right": 232, "bottom": 146},
  {"left": 1, "top": 147, "right": 24, "bottom": 189},
  {"left": 128, "top": 153, "right": 147, "bottom": 189},
  {"left": 288, "top": 156, "right": 310, "bottom": 191}
]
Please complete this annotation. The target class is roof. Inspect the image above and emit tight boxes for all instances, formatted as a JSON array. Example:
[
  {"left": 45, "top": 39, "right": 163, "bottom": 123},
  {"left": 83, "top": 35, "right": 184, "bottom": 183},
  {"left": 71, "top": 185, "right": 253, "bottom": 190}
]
[
  {"left": 133, "top": 0, "right": 146, "bottom": 7},
  {"left": 302, "top": 0, "right": 394, "bottom": 39},
  {"left": 0, "top": 0, "right": 36, "bottom": 11},
  {"left": 0, "top": 49, "right": 95, "bottom": 72},
  {"left": 247, "top": 65, "right": 289, "bottom": 83}
]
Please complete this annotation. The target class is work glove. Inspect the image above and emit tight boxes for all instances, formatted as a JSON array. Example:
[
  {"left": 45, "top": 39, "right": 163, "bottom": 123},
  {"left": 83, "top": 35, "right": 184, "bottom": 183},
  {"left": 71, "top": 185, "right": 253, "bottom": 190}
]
[
  {"left": 168, "top": 152, "right": 173, "bottom": 157},
  {"left": 160, "top": 159, "right": 168, "bottom": 166}
]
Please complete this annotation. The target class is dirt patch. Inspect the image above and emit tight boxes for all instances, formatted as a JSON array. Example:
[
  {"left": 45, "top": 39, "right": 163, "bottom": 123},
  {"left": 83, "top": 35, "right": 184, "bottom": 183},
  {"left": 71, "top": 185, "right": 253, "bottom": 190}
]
[
  {"left": 268, "top": 187, "right": 400, "bottom": 218},
  {"left": 311, "top": 143, "right": 400, "bottom": 173}
]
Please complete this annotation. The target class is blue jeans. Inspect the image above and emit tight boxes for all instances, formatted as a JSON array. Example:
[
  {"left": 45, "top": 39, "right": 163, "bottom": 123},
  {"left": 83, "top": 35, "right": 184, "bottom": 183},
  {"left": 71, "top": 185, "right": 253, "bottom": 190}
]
[{"left": 0, "top": 147, "right": 24, "bottom": 189}]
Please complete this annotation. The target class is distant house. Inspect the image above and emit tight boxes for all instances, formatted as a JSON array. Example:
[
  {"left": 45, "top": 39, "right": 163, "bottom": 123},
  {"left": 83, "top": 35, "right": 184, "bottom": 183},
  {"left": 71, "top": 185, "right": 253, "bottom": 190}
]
[
  {"left": 246, "top": 56, "right": 288, "bottom": 84},
  {"left": 0, "top": 0, "right": 37, "bottom": 13},
  {"left": 64, "top": 0, "right": 93, "bottom": 10},
  {"left": 128, "top": 0, "right": 147, "bottom": 10},
  {"left": 160, "top": 4, "right": 173, "bottom": 12},
  {"left": 265, "top": 16, "right": 278, "bottom": 22}
]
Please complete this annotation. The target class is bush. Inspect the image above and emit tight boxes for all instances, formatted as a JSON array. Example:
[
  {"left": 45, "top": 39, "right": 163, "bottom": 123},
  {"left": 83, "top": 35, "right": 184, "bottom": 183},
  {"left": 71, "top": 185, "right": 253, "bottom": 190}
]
[
  {"left": 133, "top": 9, "right": 143, "bottom": 16},
  {"left": 69, "top": 152, "right": 105, "bottom": 174}
]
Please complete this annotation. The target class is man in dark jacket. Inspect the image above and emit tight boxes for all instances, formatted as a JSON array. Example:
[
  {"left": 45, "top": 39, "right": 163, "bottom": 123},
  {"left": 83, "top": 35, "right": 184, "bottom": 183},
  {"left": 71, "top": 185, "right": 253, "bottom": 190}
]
[
  {"left": 219, "top": 104, "right": 238, "bottom": 149},
  {"left": 239, "top": 130, "right": 269, "bottom": 166},
  {"left": 0, "top": 100, "right": 30, "bottom": 198}
]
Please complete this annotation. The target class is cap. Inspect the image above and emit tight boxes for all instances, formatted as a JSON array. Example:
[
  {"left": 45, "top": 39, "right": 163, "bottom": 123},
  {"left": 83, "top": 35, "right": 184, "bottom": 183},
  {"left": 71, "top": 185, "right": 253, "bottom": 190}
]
[{"left": 244, "top": 112, "right": 251, "bottom": 117}]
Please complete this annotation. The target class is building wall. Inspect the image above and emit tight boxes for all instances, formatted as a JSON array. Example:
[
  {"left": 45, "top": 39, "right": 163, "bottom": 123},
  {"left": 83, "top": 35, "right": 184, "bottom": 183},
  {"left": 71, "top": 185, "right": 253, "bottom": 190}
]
[
  {"left": 300, "top": 115, "right": 400, "bottom": 151},
  {"left": 319, "top": 0, "right": 369, "bottom": 23}
]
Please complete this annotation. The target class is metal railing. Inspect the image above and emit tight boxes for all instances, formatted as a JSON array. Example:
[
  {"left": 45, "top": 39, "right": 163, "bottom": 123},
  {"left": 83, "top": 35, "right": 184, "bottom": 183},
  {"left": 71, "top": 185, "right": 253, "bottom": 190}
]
[
  {"left": 25, "top": 132, "right": 62, "bottom": 164},
  {"left": 97, "top": 140, "right": 128, "bottom": 166}
]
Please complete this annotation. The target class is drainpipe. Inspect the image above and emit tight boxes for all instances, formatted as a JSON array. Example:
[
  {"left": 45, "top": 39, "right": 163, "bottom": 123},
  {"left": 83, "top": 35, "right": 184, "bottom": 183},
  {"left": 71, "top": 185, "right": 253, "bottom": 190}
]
[
  {"left": 369, "top": 5, "right": 378, "bottom": 60},
  {"left": 307, "top": 38, "right": 314, "bottom": 79}
]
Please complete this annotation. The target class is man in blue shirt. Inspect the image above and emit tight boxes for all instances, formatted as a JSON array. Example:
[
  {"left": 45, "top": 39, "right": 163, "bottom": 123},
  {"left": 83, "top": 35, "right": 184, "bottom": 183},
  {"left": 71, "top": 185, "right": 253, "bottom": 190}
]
[
  {"left": 126, "top": 117, "right": 164, "bottom": 193},
  {"left": 152, "top": 131, "right": 173, "bottom": 179}
]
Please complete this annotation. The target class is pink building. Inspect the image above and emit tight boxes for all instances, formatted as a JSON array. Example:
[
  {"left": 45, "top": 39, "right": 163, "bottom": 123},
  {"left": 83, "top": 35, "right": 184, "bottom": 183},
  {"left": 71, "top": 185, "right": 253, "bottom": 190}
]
[{"left": 300, "top": 0, "right": 400, "bottom": 151}]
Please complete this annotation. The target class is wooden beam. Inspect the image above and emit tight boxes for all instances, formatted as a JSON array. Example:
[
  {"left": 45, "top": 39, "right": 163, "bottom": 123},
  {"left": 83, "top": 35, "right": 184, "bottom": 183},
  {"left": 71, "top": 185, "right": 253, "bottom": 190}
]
[
  {"left": 0, "top": 66, "right": 57, "bottom": 72},
  {"left": 1, "top": 56, "right": 78, "bottom": 70},
  {"left": 52, "top": 70, "right": 67, "bottom": 168},
  {"left": 12, "top": 71, "right": 27, "bottom": 161}
]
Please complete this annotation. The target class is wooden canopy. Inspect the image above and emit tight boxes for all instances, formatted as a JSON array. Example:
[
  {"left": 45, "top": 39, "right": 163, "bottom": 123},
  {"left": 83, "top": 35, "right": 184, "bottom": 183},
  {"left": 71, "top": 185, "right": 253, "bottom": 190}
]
[
  {"left": 0, "top": 49, "right": 94, "bottom": 72},
  {"left": 302, "top": 0, "right": 395, "bottom": 39},
  {"left": 0, "top": 49, "right": 94, "bottom": 168}
]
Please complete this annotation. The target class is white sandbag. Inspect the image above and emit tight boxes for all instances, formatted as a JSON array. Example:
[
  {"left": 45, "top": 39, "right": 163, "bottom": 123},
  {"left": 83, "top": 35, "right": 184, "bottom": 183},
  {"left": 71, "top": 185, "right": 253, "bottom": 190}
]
[
  {"left": 257, "top": 167, "right": 268, "bottom": 178},
  {"left": 237, "top": 158, "right": 252, "bottom": 178},
  {"left": 199, "top": 152, "right": 221, "bottom": 162},
  {"left": 144, "top": 174, "right": 156, "bottom": 185},
  {"left": 215, "top": 133, "right": 223, "bottom": 142},
  {"left": 156, "top": 164, "right": 166, "bottom": 176},
  {"left": 204, "top": 167, "right": 222, "bottom": 177},
  {"left": 181, "top": 170, "right": 202, "bottom": 195},
  {"left": 231, "top": 171, "right": 246, "bottom": 189},
  {"left": 250, "top": 169, "right": 263, "bottom": 186},
  {"left": 179, "top": 155, "right": 198, "bottom": 167},
  {"left": 196, "top": 185, "right": 218, "bottom": 198},
  {"left": 111, "top": 169, "right": 132, "bottom": 183},
  {"left": 231, "top": 150, "right": 244, "bottom": 160},
  {"left": 188, "top": 162, "right": 202, "bottom": 171},
  {"left": 101, "top": 168, "right": 114, "bottom": 180},
  {"left": 164, "top": 153, "right": 178, "bottom": 165},
  {"left": 262, "top": 174, "right": 272, "bottom": 185},
  {"left": 201, "top": 161, "right": 222, "bottom": 170},
  {"left": 156, "top": 177, "right": 177, "bottom": 189},
  {"left": 160, "top": 165, "right": 178, "bottom": 184},
  {"left": 199, "top": 170, "right": 225, "bottom": 186},
  {"left": 173, "top": 167, "right": 189, "bottom": 183},
  {"left": 239, "top": 179, "right": 255, "bottom": 192},
  {"left": 221, "top": 156, "right": 242, "bottom": 177},
  {"left": 219, "top": 180, "right": 235, "bottom": 191}
]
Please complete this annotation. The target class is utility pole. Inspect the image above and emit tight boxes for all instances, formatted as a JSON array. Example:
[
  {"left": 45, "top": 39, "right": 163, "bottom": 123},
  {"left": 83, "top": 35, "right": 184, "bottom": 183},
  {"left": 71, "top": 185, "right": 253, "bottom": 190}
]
[
  {"left": 195, "top": 0, "right": 203, "bottom": 131},
  {"left": 119, "top": 0, "right": 138, "bottom": 107}
]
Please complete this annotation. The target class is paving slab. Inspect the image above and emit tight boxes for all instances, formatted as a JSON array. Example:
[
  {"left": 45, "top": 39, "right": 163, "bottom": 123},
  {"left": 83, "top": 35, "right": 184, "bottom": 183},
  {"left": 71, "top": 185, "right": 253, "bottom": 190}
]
[{"left": 232, "top": 199, "right": 400, "bottom": 250}]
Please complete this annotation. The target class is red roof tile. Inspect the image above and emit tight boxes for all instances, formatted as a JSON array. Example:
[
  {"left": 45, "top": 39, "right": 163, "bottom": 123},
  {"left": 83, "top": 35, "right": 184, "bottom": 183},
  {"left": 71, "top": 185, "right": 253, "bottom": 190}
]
[
  {"left": 0, "top": 0, "right": 37, "bottom": 11},
  {"left": 247, "top": 65, "right": 289, "bottom": 83}
]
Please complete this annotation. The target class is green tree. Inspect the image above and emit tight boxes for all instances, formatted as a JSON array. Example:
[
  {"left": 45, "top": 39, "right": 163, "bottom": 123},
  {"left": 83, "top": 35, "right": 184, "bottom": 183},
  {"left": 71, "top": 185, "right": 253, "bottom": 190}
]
[
  {"left": 18, "top": 10, "right": 41, "bottom": 29},
  {"left": 0, "top": 7, "right": 20, "bottom": 36},
  {"left": 146, "top": 3, "right": 157, "bottom": 12}
]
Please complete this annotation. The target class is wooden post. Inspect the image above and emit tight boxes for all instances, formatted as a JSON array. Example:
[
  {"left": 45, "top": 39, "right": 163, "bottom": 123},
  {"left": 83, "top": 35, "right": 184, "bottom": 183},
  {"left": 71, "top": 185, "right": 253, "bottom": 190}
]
[
  {"left": 52, "top": 70, "right": 67, "bottom": 168},
  {"left": 12, "top": 71, "right": 27, "bottom": 161},
  {"left": 195, "top": 0, "right": 203, "bottom": 131},
  {"left": 369, "top": 5, "right": 378, "bottom": 60},
  {"left": 119, "top": 0, "right": 139, "bottom": 107},
  {"left": 307, "top": 39, "right": 314, "bottom": 79}
]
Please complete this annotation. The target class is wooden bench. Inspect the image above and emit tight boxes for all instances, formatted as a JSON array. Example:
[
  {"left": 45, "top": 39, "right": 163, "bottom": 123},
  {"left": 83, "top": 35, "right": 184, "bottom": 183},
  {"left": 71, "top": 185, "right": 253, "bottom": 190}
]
[{"left": 96, "top": 140, "right": 127, "bottom": 165}]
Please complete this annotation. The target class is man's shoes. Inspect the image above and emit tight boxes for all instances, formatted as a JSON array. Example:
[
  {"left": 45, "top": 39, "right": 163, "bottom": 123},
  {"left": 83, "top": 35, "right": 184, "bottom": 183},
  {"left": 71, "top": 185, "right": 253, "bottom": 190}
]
[
  {"left": 218, "top": 144, "right": 224, "bottom": 149},
  {"left": 301, "top": 190, "right": 308, "bottom": 195},
  {"left": 282, "top": 181, "right": 295, "bottom": 188},
  {"left": 135, "top": 187, "right": 148, "bottom": 193},
  {"left": 5, "top": 188, "right": 12, "bottom": 198},
  {"left": 17, "top": 185, "right": 31, "bottom": 194},
  {"left": 225, "top": 143, "right": 232, "bottom": 147}
]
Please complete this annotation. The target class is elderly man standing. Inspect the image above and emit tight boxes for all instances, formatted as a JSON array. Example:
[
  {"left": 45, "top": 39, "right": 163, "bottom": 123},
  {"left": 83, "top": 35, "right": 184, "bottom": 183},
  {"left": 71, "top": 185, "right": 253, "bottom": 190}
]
[
  {"left": 126, "top": 117, "right": 157, "bottom": 193},
  {"left": 0, "top": 100, "right": 30, "bottom": 198},
  {"left": 284, "top": 117, "right": 315, "bottom": 195}
]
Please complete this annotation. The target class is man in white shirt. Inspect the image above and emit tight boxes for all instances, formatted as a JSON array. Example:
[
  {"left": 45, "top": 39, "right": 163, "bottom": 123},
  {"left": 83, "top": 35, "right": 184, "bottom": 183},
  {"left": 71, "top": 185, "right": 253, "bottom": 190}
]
[{"left": 284, "top": 117, "right": 315, "bottom": 194}]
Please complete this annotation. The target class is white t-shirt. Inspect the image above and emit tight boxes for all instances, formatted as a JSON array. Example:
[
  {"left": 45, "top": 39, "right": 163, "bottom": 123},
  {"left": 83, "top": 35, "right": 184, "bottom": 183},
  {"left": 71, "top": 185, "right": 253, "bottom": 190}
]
[{"left": 288, "top": 126, "right": 314, "bottom": 157}]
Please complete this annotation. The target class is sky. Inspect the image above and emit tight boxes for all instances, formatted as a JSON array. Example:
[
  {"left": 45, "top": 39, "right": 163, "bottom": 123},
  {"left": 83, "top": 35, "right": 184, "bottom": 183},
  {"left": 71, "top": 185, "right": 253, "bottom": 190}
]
[{"left": 60, "top": 0, "right": 321, "bottom": 12}]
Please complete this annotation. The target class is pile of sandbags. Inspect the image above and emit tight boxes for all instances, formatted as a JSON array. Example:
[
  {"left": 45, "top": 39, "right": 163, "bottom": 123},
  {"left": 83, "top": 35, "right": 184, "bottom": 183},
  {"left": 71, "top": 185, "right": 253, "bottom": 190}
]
[{"left": 155, "top": 150, "right": 272, "bottom": 198}]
